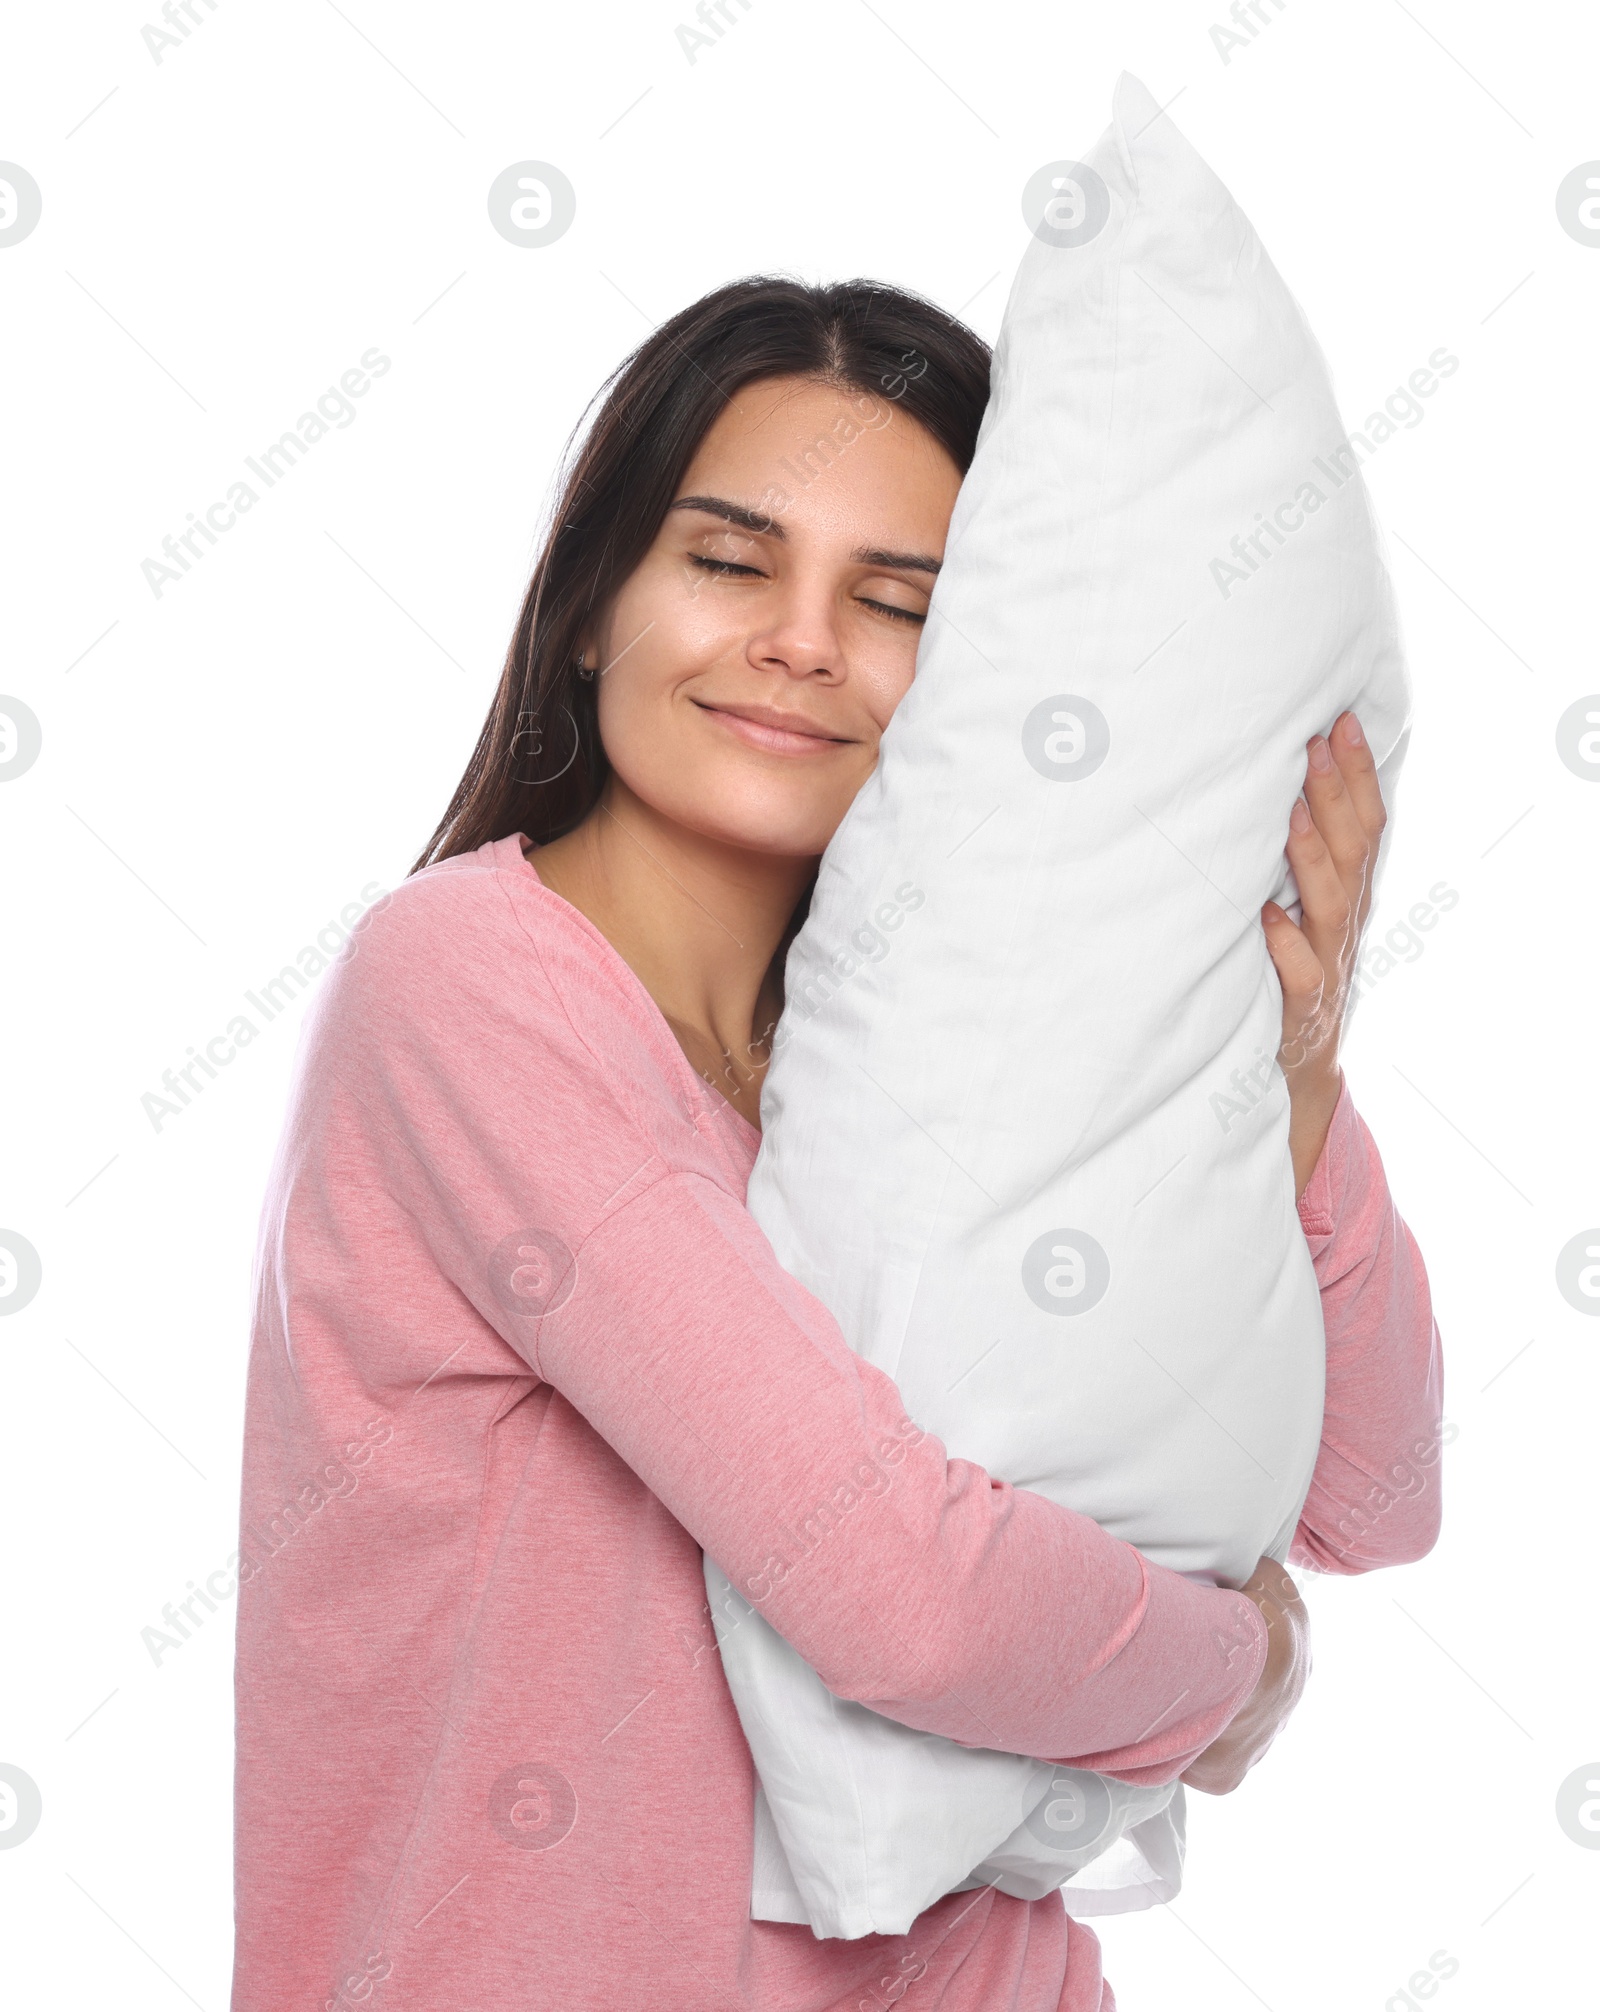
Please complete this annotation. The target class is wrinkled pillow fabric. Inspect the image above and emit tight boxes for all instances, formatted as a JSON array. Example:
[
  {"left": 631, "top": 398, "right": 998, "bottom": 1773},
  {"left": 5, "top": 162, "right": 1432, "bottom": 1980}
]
[{"left": 704, "top": 72, "right": 1411, "bottom": 1941}]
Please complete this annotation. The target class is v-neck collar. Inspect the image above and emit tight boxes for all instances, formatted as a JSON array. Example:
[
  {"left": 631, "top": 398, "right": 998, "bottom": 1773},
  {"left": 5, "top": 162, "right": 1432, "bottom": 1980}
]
[{"left": 497, "top": 833, "right": 765, "bottom": 1152}]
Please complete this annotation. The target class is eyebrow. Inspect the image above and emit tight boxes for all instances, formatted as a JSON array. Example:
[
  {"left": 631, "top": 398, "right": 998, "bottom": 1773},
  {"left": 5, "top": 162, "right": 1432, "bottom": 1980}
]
[{"left": 669, "top": 494, "right": 942, "bottom": 578}]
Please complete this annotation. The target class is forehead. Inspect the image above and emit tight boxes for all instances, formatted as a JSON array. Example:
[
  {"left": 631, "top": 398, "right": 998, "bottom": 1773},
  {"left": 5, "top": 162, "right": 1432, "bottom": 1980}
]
[{"left": 678, "top": 374, "right": 962, "bottom": 540}]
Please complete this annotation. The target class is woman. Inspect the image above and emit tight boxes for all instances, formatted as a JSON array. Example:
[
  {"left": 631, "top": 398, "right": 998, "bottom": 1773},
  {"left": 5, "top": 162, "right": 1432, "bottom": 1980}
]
[{"left": 231, "top": 279, "right": 1442, "bottom": 2011}]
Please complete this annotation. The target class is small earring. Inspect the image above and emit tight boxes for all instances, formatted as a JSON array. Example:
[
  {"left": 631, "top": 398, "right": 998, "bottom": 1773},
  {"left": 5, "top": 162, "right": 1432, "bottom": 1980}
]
[{"left": 575, "top": 655, "right": 595, "bottom": 681}]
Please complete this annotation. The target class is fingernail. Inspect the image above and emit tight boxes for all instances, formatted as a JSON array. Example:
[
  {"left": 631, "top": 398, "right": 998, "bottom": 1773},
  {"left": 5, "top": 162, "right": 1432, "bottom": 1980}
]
[
  {"left": 1342, "top": 713, "right": 1364, "bottom": 745},
  {"left": 1308, "top": 736, "right": 1332, "bottom": 772},
  {"left": 1291, "top": 799, "right": 1312, "bottom": 832}
]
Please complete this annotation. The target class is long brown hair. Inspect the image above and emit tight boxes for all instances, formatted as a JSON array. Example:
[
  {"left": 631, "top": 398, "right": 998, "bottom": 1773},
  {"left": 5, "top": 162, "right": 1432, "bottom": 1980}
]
[{"left": 411, "top": 276, "right": 992, "bottom": 873}]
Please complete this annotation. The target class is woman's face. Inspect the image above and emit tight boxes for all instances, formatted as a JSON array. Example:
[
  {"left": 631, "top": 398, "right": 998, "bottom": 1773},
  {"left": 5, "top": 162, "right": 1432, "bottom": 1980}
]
[{"left": 587, "top": 373, "right": 964, "bottom": 858}]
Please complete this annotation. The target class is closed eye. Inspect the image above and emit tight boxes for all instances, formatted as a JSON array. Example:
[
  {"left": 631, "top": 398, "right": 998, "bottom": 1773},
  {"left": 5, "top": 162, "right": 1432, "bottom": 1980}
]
[
  {"left": 688, "top": 553, "right": 925, "bottom": 624},
  {"left": 858, "top": 595, "right": 926, "bottom": 625},
  {"left": 689, "top": 554, "right": 765, "bottom": 579}
]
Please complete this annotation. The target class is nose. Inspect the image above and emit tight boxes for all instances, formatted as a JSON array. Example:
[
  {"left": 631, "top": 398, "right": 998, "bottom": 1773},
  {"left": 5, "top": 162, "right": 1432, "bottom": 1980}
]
[{"left": 743, "top": 576, "right": 846, "bottom": 683}]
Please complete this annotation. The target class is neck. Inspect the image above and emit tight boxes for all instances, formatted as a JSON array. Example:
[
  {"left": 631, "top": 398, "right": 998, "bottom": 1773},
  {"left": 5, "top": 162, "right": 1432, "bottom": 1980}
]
[{"left": 529, "top": 778, "right": 815, "bottom": 1086}]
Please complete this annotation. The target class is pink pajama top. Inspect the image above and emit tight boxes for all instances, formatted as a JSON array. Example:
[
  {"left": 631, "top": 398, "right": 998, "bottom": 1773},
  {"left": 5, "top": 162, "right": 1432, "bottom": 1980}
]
[{"left": 231, "top": 834, "right": 1443, "bottom": 2012}]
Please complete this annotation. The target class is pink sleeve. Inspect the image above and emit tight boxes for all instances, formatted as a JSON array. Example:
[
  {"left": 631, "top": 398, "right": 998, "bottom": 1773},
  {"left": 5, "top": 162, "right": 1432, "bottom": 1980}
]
[
  {"left": 332, "top": 867, "right": 1267, "bottom": 1781},
  {"left": 1290, "top": 1077, "right": 1446, "bottom": 1574},
  {"left": 537, "top": 1174, "right": 1264, "bottom": 1782}
]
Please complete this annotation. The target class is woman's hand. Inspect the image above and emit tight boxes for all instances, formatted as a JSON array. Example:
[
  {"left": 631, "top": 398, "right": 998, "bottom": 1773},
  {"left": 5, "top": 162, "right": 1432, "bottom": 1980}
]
[
  {"left": 1261, "top": 710, "right": 1387, "bottom": 1199},
  {"left": 1180, "top": 1556, "right": 1310, "bottom": 1796}
]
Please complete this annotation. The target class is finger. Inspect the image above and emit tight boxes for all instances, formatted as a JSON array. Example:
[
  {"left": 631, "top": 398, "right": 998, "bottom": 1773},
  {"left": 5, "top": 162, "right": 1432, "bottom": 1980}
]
[
  {"left": 1262, "top": 901, "right": 1323, "bottom": 992},
  {"left": 1328, "top": 710, "right": 1386, "bottom": 835},
  {"left": 1281, "top": 800, "right": 1355, "bottom": 974},
  {"left": 1302, "top": 732, "right": 1373, "bottom": 923},
  {"left": 1261, "top": 900, "right": 1326, "bottom": 1064}
]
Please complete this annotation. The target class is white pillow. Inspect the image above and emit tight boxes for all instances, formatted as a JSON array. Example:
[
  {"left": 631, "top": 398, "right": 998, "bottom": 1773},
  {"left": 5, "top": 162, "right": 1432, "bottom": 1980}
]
[{"left": 704, "top": 71, "right": 1411, "bottom": 1941}]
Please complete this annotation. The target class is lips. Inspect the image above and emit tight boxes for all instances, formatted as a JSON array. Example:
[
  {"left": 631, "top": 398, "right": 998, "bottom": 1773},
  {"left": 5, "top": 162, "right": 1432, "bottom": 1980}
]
[{"left": 693, "top": 700, "right": 853, "bottom": 756}]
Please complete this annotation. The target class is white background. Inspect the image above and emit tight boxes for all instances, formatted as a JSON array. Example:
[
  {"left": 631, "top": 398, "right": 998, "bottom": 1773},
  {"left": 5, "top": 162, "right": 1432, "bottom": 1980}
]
[{"left": 2, "top": 1, "right": 1597, "bottom": 2006}]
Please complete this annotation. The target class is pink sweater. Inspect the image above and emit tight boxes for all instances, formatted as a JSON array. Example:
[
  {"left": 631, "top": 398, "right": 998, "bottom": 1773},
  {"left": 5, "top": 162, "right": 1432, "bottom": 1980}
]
[{"left": 231, "top": 834, "right": 1443, "bottom": 2012}]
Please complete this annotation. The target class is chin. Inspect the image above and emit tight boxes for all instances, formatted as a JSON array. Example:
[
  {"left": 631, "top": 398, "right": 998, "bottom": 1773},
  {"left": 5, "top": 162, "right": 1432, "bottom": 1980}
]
[
  {"left": 636, "top": 755, "right": 855, "bottom": 861},
  {"left": 671, "top": 789, "right": 840, "bottom": 860},
  {"left": 693, "top": 809, "right": 838, "bottom": 859}
]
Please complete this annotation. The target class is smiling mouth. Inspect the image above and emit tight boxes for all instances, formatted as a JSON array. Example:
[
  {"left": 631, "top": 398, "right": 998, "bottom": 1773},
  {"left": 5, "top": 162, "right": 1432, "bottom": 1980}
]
[{"left": 692, "top": 701, "right": 855, "bottom": 756}]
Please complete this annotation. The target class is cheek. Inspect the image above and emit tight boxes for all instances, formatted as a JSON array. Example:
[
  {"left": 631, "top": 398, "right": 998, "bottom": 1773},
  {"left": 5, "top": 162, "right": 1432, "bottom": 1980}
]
[
  {"left": 593, "top": 565, "right": 725, "bottom": 763},
  {"left": 606, "top": 555, "right": 739, "bottom": 664},
  {"left": 856, "top": 648, "right": 919, "bottom": 733}
]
